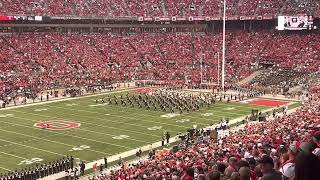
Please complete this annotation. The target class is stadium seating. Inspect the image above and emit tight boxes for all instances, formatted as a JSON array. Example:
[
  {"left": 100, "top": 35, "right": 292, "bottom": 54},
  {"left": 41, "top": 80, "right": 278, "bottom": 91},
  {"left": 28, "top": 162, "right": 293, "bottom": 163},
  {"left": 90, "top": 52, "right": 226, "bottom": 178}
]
[
  {"left": 0, "top": 0, "right": 319, "bottom": 17},
  {"left": 0, "top": 31, "right": 319, "bottom": 96}
]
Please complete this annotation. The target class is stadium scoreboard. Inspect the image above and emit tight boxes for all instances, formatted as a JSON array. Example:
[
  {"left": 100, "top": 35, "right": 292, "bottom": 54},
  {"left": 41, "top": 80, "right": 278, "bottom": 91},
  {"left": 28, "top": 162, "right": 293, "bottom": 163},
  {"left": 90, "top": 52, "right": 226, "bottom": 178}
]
[{"left": 277, "top": 15, "right": 316, "bottom": 30}]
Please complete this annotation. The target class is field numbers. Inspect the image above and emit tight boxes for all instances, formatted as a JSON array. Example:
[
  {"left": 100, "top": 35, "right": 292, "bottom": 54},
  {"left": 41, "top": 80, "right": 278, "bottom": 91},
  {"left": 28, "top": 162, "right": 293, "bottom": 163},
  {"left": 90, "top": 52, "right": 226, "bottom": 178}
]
[
  {"left": 69, "top": 145, "right": 90, "bottom": 151},
  {"left": 66, "top": 103, "right": 78, "bottom": 106},
  {"left": 161, "top": 113, "right": 180, "bottom": 118},
  {"left": 112, "top": 135, "right": 130, "bottom": 140},
  {"left": 18, "top": 158, "right": 43, "bottom": 165},
  {"left": 147, "top": 126, "right": 162, "bottom": 131}
]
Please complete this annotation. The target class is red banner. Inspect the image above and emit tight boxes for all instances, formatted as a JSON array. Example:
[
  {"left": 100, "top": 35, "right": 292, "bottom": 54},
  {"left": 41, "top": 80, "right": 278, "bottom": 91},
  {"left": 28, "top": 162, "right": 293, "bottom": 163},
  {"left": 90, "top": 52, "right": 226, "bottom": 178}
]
[{"left": 0, "top": 16, "right": 15, "bottom": 21}]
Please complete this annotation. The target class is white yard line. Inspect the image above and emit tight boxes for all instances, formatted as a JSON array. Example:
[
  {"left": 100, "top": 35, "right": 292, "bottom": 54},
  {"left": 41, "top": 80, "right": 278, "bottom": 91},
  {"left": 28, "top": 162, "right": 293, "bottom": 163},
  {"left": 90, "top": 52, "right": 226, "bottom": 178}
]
[
  {"left": 10, "top": 109, "right": 162, "bottom": 138},
  {"left": 0, "top": 166, "right": 12, "bottom": 172},
  {"left": 0, "top": 138, "right": 66, "bottom": 157},
  {"left": 0, "top": 119, "right": 131, "bottom": 152},
  {"left": 37, "top": 105, "right": 190, "bottom": 129},
  {"left": 11, "top": 108, "right": 189, "bottom": 130},
  {"left": 0, "top": 128, "right": 109, "bottom": 156},
  {"left": 68, "top": 97, "right": 260, "bottom": 121},
  {"left": 0, "top": 151, "right": 26, "bottom": 160},
  {"left": 5, "top": 110, "right": 158, "bottom": 144},
  {"left": 41, "top": 101, "right": 251, "bottom": 128},
  {"left": 42, "top": 103, "right": 304, "bottom": 180},
  {"left": 70, "top": 128, "right": 150, "bottom": 144}
]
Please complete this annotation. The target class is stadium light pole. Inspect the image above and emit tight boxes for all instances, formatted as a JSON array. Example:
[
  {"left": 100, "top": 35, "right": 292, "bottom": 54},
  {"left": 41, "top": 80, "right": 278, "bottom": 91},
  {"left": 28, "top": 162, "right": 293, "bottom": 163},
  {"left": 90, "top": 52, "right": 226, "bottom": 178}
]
[
  {"left": 200, "top": 53, "right": 203, "bottom": 84},
  {"left": 217, "top": 52, "right": 220, "bottom": 86},
  {"left": 221, "top": 0, "right": 226, "bottom": 92}
]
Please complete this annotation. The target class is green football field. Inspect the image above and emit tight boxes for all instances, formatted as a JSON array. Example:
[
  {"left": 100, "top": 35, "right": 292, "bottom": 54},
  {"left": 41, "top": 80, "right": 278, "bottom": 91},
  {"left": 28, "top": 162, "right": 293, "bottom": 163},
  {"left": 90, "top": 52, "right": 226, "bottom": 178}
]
[{"left": 0, "top": 89, "right": 271, "bottom": 173}]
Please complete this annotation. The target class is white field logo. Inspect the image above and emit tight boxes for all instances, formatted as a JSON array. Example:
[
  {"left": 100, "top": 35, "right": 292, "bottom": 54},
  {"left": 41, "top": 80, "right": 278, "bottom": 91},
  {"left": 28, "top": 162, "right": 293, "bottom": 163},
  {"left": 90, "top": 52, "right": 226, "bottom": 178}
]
[{"left": 161, "top": 113, "right": 180, "bottom": 118}]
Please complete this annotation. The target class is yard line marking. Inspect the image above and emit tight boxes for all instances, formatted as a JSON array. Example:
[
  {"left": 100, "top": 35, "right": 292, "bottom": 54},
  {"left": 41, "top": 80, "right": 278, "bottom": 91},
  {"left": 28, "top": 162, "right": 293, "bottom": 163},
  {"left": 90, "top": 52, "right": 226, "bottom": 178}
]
[
  {"left": 5, "top": 111, "right": 155, "bottom": 144},
  {"left": 0, "top": 138, "right": 66, "bottom": 157},
  {"left": 75, "top": 128, "right": 150, "bottom": 144},
  {"left": 0, "top": 166, "right": 12, "bottom": 172},
  {"left": 0, "top": 119, "right": 130, "bottom": 152},
  {"left": 62, "top": 99, "right": 252, "bottom": 122},
  {"left": 11, "top": 108, "right": 188, "bottom": 130},
  {"left": 12, "top": 109, "right": 161, "bottom": 138},
  {"left": 0, "top": 128, "right": 110, "bottom": 156},
  {"left": 41, "top": 104, "right": 191, "bottom": 128},
  {"left": 56, "top": 103, "right": 246, "bottom": 124},
  {"left": 0, "top": 151, "right": 26, "bottom": 159}
]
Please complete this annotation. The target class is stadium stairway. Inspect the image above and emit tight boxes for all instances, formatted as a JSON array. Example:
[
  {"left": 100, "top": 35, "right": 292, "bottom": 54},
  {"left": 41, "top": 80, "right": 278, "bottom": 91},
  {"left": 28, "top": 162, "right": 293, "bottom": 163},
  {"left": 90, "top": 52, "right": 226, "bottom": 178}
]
[{"left": 236, "top": 70, "right": 266, "bottom": 85}]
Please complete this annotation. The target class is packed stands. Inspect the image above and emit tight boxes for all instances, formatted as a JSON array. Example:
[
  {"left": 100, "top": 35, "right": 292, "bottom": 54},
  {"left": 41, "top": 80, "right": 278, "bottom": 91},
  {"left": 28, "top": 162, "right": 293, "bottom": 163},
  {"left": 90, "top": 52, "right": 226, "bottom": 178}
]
[
  {"left": 0, "top": 0, "right": 319, "bottom": 17},
  {"left": 0, "top": 31, "right": 319, "bottom": 96}
]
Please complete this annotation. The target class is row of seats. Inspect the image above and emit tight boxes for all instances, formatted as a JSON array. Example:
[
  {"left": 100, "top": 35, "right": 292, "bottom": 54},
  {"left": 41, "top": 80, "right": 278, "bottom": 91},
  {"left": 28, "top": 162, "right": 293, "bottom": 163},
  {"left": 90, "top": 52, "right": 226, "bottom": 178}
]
[
  {"left": 1, "top": 31, "right": 319, "bottom": 95},
  {"left": 0, "top": 0, "right": 319, "bottom": 17}
]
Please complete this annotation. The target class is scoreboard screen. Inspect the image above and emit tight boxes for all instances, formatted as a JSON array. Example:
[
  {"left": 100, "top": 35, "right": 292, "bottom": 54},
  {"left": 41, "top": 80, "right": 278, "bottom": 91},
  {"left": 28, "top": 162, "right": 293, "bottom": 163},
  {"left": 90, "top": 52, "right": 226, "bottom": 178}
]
[{"left": 277, "top": 15, "right": 315, "bottom": 30}]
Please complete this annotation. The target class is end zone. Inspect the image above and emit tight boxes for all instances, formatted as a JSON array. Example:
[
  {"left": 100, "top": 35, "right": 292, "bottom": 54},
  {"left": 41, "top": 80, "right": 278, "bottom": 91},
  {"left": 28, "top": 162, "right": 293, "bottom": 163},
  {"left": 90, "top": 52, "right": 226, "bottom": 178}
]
[{"left": 241, "top": 98, "right": 289, "bottom": 107}]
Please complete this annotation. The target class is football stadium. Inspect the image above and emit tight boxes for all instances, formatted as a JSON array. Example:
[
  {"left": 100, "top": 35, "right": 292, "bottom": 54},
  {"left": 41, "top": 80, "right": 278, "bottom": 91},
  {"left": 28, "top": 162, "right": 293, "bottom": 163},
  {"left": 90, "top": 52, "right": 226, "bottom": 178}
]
[{"left": 0, "top": 0, "right": 320, "bottom": 180}]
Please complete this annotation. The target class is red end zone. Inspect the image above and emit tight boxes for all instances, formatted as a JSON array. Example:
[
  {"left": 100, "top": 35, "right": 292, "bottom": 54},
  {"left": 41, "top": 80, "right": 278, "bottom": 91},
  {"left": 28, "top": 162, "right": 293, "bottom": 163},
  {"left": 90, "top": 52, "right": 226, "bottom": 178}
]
[
  {"left": 130, "top": 87, "right": 157, "bottom": 93},
  {"left": 244, "top": 99, "right": 289, "bottom": 107}
]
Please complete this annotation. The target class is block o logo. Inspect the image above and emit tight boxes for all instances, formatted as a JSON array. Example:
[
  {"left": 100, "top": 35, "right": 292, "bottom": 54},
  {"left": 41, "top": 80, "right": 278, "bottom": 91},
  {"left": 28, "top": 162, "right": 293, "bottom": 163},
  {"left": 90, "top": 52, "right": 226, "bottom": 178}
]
[{"left": 34, "top": 120, "right": 81, "bottom": 131}]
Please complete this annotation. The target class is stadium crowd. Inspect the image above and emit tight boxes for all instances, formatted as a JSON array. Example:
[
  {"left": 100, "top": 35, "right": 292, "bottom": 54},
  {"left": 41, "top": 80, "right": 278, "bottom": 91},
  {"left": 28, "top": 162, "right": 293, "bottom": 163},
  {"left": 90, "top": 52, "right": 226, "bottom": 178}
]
[
  {"left": 0, "top": 0, "right": 319, "bottom": 17},
  {"left": 1, "top": 31, "right": 319, "bottom": 99},
  {"left": 89, "top": 88, "right": 320, "bottom": 180}
]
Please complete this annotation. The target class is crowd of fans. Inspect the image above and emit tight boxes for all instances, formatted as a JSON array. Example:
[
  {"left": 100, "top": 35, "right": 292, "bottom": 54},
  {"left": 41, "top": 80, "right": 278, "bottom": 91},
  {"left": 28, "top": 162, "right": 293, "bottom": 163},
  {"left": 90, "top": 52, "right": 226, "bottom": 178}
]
[
  {"left": 0, "top": 0, "right": 319, "bottom": 17},
  {"left": 1, "top": 31, "right": 319, "bottom": 97},
  {"left": 89, "top": 88, "right": 320, "bottom": 180}
]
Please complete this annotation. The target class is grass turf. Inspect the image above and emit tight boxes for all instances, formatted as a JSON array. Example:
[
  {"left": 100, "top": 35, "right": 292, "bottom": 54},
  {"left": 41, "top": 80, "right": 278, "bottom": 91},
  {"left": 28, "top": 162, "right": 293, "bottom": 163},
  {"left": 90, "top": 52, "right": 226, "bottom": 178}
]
[{"left": 0, "top": 90, "right": 280, "bottom": 173}]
